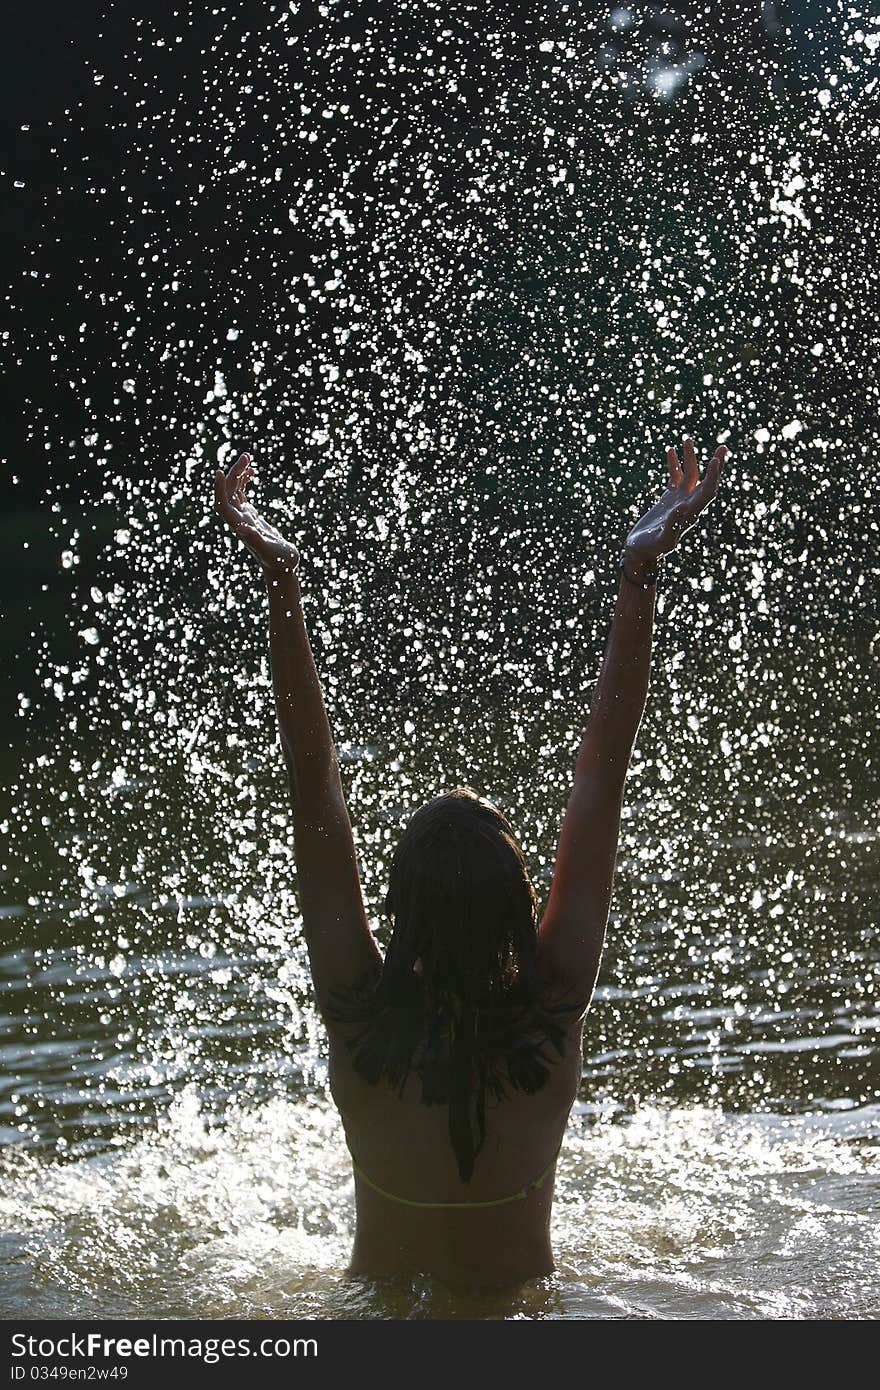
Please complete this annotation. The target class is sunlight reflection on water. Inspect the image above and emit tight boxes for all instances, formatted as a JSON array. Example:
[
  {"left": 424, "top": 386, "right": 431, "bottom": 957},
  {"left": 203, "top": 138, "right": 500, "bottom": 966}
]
[{"left": 1, "top": 1093, "right": 877, "bottom": 1320}]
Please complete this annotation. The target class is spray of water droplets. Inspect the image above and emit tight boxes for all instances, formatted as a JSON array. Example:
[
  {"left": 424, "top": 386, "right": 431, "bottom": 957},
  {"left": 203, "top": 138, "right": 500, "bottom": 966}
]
[{"left": 3, "top": 3, "right": 878, "bottom": 1201}]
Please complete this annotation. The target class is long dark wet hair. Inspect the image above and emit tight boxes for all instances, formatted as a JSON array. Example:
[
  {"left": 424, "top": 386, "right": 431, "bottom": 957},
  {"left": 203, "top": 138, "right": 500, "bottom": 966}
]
[{"left": 328, "top": 786, "right": 568, "bottom": 1182}]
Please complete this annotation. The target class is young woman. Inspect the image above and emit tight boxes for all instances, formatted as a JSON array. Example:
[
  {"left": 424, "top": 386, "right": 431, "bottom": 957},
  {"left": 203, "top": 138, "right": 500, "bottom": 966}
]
[{"left": 214, "top": 437, "right": 726, "bottom": 1288}]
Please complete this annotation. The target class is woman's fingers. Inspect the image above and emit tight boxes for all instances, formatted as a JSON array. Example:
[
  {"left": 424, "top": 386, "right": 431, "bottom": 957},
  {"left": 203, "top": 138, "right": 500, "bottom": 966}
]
[
  {"left": 214, "top": 468, "right": 232, "bottom": 518},
  {"left": 230, "top": 456, "right": 255, "bottom": 503},
  {"left": 682, "top": 436, "right": 699, "bottom": 492},
  {"left": 216, "top": 450, "right": 258, "bottom": 507},
  {"left": 667, "top": 446, "right": 683, "bottom": 488},
  {"left": 685, "top": 446, "right": 727, "bottom": 516},
  {"left": 227, "top": 451, "right": 251, "bottom": 484},
  {"left": 700, "top": 446, "right": 727, "bottom": 496},
  {"left": 224, "top": 454, "right": 248, "bottom": 502},
  {"left": 214, "top": 468, "right": 247, "bottom": 529},
  {"left": 231, "top": 472, "right": 251, "bottom": 503}
]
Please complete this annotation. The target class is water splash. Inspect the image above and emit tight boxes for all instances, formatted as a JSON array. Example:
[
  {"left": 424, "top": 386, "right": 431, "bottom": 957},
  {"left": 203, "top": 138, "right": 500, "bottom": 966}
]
[{"left": 1, "top": 1095, "right": 877, "bottom": 1318}]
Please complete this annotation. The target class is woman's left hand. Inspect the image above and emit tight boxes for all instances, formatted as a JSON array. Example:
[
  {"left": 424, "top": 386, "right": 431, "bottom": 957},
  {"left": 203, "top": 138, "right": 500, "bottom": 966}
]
[{"left": 625, "top": 437, "right": 727, "bottom": 565}]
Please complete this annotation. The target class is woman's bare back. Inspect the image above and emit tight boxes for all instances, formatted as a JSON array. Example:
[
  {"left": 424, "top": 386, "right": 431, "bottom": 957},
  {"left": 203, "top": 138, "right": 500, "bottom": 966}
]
[{"left": 328, "top": 1013, "right": 585, "bottom": 1287}]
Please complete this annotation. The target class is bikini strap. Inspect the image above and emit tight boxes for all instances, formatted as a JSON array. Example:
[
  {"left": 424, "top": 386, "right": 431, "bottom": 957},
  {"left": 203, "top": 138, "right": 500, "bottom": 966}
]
[{"left": 349, "top": 1139, "right": 563, "bottom": 1210}]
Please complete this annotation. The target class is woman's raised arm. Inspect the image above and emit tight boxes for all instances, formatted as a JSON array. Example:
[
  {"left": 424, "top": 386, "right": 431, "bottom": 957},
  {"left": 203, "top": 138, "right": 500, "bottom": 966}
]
[
  {"left": 537, "top": 437, "right": 727, "bottom": 1010},
  {"left": 214, "top": 453, "right": 382, "bottom": 1012}
]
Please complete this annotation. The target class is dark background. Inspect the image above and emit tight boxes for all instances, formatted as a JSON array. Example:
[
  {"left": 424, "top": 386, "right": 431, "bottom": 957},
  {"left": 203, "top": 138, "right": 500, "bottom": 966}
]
[
  {"left": 2, "top": 1, "right": 876, "bottom": 738},
  {"left": 0, "top": 1, "right": 858, "bottom": 503}
]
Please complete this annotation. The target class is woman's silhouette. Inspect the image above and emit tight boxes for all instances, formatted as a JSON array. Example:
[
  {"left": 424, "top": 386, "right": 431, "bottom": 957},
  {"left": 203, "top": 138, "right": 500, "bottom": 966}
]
[{"left": 214, "top": 436, "right": 726, "bottom": 1287}]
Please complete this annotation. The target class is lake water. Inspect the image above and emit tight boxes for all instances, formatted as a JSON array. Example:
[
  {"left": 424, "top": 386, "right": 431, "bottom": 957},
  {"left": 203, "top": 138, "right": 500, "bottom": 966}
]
[{"left": 1, "top": 610, "right": 878, "bottom": 1319}]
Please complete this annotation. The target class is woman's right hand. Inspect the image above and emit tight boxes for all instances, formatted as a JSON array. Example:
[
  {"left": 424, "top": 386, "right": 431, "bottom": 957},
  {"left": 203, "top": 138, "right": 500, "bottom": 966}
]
[
  {"left": 624, "top": 437, "right": 727, "bottom": 570},
  {"left": 214, "top": 452, "right": 301, "bottom": 574}
]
